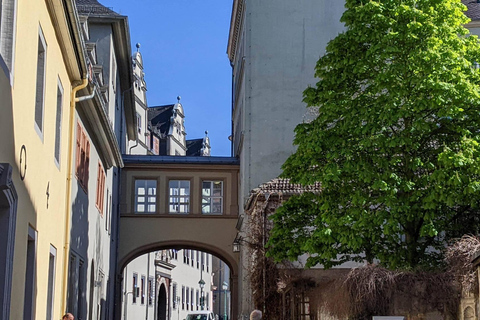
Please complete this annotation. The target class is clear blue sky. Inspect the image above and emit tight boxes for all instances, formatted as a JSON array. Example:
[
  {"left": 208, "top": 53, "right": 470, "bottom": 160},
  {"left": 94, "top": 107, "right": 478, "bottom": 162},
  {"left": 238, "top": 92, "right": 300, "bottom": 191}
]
[{"left": 100, "top": 0, "right": 233, "bottom": 156}]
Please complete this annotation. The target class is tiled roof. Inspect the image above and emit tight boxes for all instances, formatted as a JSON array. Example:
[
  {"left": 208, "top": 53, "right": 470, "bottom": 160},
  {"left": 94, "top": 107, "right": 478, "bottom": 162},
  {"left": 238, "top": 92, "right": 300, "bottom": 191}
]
[
  {"left": 148, "top": 105, "right": 175, "bottom": 137},
  {"left": 186, "top": 139, "right": 204, "bottom": 156},
  {"left": 463, "top": 0, "right": 480, "bottom": 21},
  {"left": 75, "top": 0, "right": 119, "bottom": 16},
  {"left": 252, "top": 178, "right": 321, "bottom": 195}
]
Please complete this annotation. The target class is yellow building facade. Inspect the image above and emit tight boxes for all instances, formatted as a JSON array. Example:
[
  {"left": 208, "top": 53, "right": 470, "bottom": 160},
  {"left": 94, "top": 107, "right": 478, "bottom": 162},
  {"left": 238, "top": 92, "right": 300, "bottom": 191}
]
[{"left": 0, "top": 0, "right": 86, "bottom": 318}]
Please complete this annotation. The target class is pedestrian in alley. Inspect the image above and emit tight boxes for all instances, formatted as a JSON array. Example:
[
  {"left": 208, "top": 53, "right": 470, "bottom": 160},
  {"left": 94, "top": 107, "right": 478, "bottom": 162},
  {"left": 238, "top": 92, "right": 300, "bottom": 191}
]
[
  {"left": 250, "top": 310, "right": 262, "bottom": 320},
  {"left": 62, "top": 313, "right": 74, "bottom": 320}
]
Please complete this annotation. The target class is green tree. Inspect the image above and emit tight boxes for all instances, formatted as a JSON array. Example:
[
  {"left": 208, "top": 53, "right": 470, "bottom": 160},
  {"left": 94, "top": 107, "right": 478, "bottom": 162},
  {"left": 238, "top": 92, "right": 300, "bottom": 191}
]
[{"left": 267, "top": 0, "right": 480, "bottom": 270}]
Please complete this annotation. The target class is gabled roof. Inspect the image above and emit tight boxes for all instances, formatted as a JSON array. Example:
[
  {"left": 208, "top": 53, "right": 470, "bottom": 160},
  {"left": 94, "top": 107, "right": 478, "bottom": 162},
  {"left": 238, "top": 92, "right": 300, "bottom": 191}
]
[
  {"left": 463, "top": 0, "right": 480, "bottom": 21},
  {"left": 75, "top": 0, "right": 119, "bottom": 16},
  {"left": 186, "top": 139, "right": 204, "bottom": 156},
  {"left": 148, "top": 105, "right": 175, "bottom": 137}
]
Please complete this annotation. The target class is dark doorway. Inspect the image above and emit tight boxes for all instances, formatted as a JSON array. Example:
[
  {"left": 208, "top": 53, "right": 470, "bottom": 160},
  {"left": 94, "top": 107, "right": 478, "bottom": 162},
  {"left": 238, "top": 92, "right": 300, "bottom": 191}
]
[{"left": 157, "top": 283, "right": 167, "bottom": 320}]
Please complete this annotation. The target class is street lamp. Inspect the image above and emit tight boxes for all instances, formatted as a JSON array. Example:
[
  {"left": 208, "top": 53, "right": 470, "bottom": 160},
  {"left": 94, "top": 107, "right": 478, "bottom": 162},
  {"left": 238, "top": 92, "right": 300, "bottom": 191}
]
[
  {"left": 222, "top": 281, "right": 228, "bottom": 320},
  {"left": 199, "top": 279, "right": 205, "bottom": 310}
]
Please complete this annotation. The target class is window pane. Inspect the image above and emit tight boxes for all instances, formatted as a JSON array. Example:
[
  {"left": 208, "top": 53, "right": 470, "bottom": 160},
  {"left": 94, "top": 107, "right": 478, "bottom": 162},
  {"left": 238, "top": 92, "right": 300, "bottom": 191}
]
[
  {"left": 202, "top": 188, "right": 211, "bottom": 197},
  {"left": 213, "top": 182, "right": 222, "bottom": 196},
  {"left": 135, "top": 180, "right": 157, "bottom": 213},
  {"left": 202, "top": 204, "right": 211, "bottom": 214},
  {"left": 169, "top": 180, "right": 190, "bottom": 214},
  {"left": 201, "top": 181, "right": 223, "bottom": 214}
]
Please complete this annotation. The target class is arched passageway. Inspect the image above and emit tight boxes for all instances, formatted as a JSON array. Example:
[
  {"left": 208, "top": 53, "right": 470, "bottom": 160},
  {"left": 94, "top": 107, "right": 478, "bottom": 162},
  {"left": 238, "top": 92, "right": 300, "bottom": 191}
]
[{"left": 116, "top": 242, "right": 239, "bottom": 320}]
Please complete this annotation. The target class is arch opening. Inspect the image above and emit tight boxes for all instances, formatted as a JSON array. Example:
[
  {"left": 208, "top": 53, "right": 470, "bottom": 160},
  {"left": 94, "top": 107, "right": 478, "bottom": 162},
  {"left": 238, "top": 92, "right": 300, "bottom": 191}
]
[{"left": 119, "top": 244, "right": 237, "bottom": 320}]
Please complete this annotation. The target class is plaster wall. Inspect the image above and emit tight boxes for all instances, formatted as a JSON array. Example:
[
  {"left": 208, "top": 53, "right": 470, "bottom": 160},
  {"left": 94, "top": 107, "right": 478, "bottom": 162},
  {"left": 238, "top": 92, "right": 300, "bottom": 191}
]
[
  {"left": 172, "top": 250, "right": 214, "bottom": 320},
  {"left": 69, "top": 113, "right": 115, "bottom": 320},
  {"left": 122, "top": 252, "right": 156, "bottom": 320},
  {"left": 235, "top": 0, "right": 345, "bottom": 202},
  {"left": 231, "top": 1, "right": 346, "bottom": 317},
  {"left": 6, "top": 0, "right": 80, "bottom": 318}
]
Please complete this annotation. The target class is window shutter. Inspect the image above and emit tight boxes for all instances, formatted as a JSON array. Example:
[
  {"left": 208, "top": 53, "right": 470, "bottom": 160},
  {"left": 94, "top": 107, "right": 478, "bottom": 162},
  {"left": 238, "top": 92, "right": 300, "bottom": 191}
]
[
  {"left": 96, "top": 163, "right": 101, "bottom": 208},
  {"left": 75, "top": 124, "right": 81, "bottom": 177},
  {"left": 84, "top": 140, "right": 90, "bottom": 189}
]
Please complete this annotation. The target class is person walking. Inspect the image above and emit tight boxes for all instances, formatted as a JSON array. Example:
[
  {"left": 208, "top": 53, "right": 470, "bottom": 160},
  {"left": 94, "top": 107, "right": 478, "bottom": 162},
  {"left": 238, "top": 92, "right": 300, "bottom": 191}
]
[{"left": 250, "top": 310, "right": 262, "bottom": 320}]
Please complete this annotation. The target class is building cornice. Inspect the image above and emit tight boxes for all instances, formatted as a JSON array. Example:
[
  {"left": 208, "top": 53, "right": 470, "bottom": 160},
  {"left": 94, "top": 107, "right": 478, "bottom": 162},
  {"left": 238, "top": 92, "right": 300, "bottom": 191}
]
[
  {"left": 227, "top": 0, "right": 244, "bottom": 63},
  {"left": 78, "top": 84, "right": 123, "bottom": 169},
  {"left": 45, "top": 0, "right": 86, "bottom": 82}
]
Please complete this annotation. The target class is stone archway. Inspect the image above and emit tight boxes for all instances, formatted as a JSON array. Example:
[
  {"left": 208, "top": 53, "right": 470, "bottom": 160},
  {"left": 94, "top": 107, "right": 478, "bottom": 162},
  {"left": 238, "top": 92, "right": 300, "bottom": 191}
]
[
  {"left": 115, "top": 241, "right": 239, "bottom": 320},
  {"left": 158, "top": 283, "right": 167, "bottom": 320}
]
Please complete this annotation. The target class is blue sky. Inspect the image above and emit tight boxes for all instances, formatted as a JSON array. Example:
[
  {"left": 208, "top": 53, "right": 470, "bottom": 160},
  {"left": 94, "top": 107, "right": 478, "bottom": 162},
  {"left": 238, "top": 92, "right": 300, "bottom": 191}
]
[{"left": 100, "top": 0, "right": 233, "bottom": 156}]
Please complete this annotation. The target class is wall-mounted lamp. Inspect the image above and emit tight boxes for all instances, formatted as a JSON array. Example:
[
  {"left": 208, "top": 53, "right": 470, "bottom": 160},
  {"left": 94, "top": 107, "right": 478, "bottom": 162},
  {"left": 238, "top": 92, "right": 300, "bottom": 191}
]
[{"left": 233, "top": 234, "right": 242, "bottom": 252}]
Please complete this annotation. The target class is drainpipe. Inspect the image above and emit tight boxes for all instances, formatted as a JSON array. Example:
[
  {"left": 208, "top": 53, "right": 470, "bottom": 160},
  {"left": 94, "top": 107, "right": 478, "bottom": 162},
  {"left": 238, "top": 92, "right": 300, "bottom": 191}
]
[{"left": 61, "top": 78, "right": 94, "bottom": 315}]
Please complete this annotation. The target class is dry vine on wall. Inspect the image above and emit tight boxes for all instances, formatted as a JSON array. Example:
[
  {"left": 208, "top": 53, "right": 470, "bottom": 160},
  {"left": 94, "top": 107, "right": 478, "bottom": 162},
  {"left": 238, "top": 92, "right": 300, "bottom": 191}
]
[{"left": 246, "top": 193, "right": 480, "bottom": 320}]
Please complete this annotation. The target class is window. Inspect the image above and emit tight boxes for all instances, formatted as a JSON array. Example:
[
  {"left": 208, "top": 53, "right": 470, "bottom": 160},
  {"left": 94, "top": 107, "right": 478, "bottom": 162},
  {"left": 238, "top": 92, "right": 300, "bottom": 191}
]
[
  {"left": 186, "top": 287, "right": 189, "bottom": 310},
  {"left": 54, "top": 79, "right": 63, "bottom": 166},
  {"left": 0, "top": 0, "right": 17, "bottom": 76},
  {"left": 196, "top": 290, "right": 199, "bottom": 310},
  {"left": 46, "top": 245, "right": 56, "bottom": 320},
  {"left": 182, "top": 286, "right": 185, "bottom": 310},
  {"left": 191, "top": 250, "right": 194, "bottom": 267},
  {"left": 132, "top": 273, "right": 138, "bottom": 304},
  {"left": 136, "top": 112, "right": 142, "bottom": 134},
  {"left": 197, "top": 251, "right": 200, "bottom": 269},
  {"left": 24, "top": 227, "right": 37, "bottom": 320},
  {"left": 34, "top": 27, "right": 47, "bottom": 138},
  {"left": 141, "top": 275, "right": 145, "bottom": 305},
  {"left": 134, "top": 180, "right": 156, "bottom": 213},
  {"left": 105, "top": 190, "right": 112, "bottom": 234},
  {"left": 96, "top": 162, "right": 106, "bottom": 214},
  {"left": 169, "top": 180, "right": 190, "bottom": 214},
  {"left": 152, "top": 136, "right": 159, "bottom": 155},
  {"left": 111, "top": 55, "right": 117, "bottom": 94},
  {"left": 202, "top": 181, "right": 223, "bottom": 214},
  {"left": 172, "top": 283, "right": 177, "bottom": 309},
  {"left": 202, "top": 252, "right": 205, "bottom": 271},
  {"left": 148, "top": 277, "right": 154, "bottom": 306},
  {"left": 297, "top": 293, "right": 311, "bottom": 320},
  {"left": 183, "top": 250, "right": 187, "bottom": 264},
  {"left": 67, "top": 252, "right": 85, "bottom": 319},
  {"left": 75, "top": 123, "right": 90, "bottom": 191},
  {"left": 191, "top": 289, "right": 194, "bottom": 311}
]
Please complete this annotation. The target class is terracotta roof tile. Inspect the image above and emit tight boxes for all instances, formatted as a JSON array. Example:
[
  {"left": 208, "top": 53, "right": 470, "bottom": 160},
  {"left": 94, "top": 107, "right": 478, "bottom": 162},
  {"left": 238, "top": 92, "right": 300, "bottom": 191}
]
[{"left": 253, "top": 178, "right": 321, "bottom": 195}]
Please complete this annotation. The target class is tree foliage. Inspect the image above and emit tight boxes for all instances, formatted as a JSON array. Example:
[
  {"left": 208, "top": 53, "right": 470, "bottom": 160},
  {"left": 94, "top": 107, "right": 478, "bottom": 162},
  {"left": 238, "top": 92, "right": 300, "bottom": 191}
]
[{"left": 267, "top": 0, "right": 480, "bottom": 270}]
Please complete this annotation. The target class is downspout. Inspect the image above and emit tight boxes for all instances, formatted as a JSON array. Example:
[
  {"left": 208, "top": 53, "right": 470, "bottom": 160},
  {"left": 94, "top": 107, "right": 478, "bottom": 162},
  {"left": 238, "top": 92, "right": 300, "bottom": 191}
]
[{"left": 61, "top": 78, "right": 94, "bottom": 314}]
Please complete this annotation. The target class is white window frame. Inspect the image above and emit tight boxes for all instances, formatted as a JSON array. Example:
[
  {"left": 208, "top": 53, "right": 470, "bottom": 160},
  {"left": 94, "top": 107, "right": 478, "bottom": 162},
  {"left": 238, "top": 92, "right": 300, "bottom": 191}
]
[
  {"left": 134, "top": 179, "right": 157, "bottom": 213},
  {"left": 54, "top": 77, "right": 63, "bottom": 167},
  {"left": 46, "top": 245, "right": 57, "bottom": 320},
  {"left": 169, "top": 180, "right": 190, "bottom": 214},
  {"left": 0, "top": 0, "right": 17, "bottom": 83},
  {"left": 201, "top": 181, "right": 223, "bottom": 214},
  {"left": 34, "top": 25, "right": 47, "bottom": 140}
]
